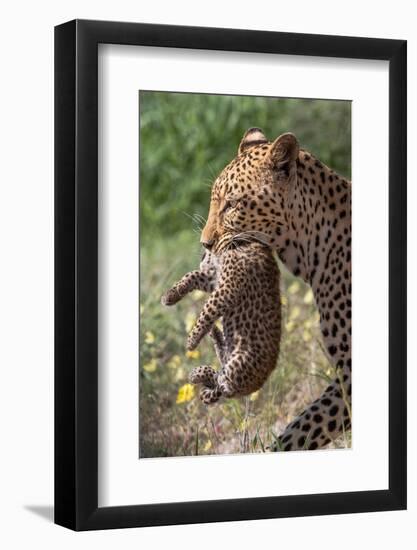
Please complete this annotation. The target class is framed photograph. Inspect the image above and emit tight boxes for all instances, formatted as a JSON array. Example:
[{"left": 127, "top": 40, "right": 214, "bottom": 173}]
[{"left": 55, "top": 19, "right": 406, "bottom": 530}]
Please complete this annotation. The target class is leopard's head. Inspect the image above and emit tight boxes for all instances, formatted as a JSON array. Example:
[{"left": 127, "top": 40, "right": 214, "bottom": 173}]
[{"left": 201, "top": 128, "right": 299, "bottom": 253}]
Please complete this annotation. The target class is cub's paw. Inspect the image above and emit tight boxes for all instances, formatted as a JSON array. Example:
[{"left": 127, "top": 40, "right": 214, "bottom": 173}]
[
  {"left": 217, "top": 375, "right": 236, "bottom": 398},
  {"left": 199, "top": 386, "right": 222, "bottom": 405},
  {"left": 189, "top": 365, "right": 217, "bottom": 388},
  {"left": 161, "top": 290, "right": 178, "bottom": 306},
  {"left": 186, "top": 333, "right": 198, "bottom": 351}
]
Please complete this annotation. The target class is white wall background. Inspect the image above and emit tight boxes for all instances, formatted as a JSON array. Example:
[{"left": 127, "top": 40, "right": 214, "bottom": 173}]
[{"left": 0, "top": 1, "right": 414, "bottom": 548}]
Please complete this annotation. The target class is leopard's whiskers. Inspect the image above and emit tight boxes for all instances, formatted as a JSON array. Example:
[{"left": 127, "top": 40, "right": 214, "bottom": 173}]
[
  {"left": 232, "top": 230, "right": 271, "bottom": 247},
  {"left": 193, "top": 213, "right": 207, "bottom": 225},
  {"left": 182, "top": 211, "right": 204, "bottom": 232}
]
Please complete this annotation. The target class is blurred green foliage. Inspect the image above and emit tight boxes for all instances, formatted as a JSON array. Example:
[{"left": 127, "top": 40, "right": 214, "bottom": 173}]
[
  {"left": 139, "top": 92, "right": 351, "bottom": 457},
  {"left": 140, "top": 91, "right": 351, "bottom": 243}
]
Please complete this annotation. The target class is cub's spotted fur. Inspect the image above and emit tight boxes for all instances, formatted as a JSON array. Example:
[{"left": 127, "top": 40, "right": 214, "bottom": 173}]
[{"left": 161, "top": 242, "right": 281, "bottom": 404}]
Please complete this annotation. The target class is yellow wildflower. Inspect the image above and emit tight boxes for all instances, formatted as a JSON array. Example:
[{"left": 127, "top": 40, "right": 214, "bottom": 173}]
[
  {"left": 193, "top": 290, "right": 205, "bottom": 301},
  {"left": 168, "top": 355, "right": 181, "bottom": 369},
  {"left": 143, "top": 359, "right": 157, "bottom": 373},
  {"left": 285, "top": 320, "right": 295, "bottom": 332},
  {"left": 186, "top": 349, "right": 200, "bottom": 360},
  {"left": 203, "top": 440, "right": 212, "bottom": 452},
  {"left": 290, "top": 306, "right": 301, "bottom": 320},
  {"left": 185, "top": 312, "right": 196, "bottom": 333},
  {"left": 175, "top": 366, "right": 185, "bottom": 382},
  {"left": 303, "top": 289, "right": 314, "bottom": 305},
  {"left": 176, "top": 383, "right": 195, "bottom": 404},
  {"left": 302, "top": 330, "right": 312, "bottom": 342},
  {"left": 144, "top": 331, "right": 155, "bottom": 344},
  {"left": 250, "top": 390, "right": 260, "bottom": 401},
  {"left": 288, "top": 281, "right": 300, "bottom": 295}
]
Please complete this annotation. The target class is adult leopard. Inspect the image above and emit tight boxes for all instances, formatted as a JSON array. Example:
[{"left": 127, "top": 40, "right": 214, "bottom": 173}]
[{"left": 200, "top": 128, "right": 351, "bottom": 451}]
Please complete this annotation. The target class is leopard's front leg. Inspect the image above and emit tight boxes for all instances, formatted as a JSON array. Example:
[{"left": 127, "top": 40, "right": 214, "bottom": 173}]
[{"left": 161, "top": 271, "right": 213, "bottom": 306}]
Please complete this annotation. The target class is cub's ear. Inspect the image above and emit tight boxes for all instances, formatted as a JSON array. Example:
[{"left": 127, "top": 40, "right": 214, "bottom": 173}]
[
  {"left": 269, "top": 133, "right": 299, "bottom": 169},
  {"left": 238, "top": 127, "right": 268, "bottom": 154}
]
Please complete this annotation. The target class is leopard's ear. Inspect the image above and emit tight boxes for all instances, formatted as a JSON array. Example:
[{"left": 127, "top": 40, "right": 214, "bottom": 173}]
[
  {"left": 269, "top": 133, "right": 299, "bottom": 169},
  {"left": 238, "top": 127, "right": 268, "bottom": 154}
]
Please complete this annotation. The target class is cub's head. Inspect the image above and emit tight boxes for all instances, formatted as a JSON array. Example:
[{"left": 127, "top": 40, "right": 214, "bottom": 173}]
[
  {"left": 199, "top": 250, "right": 219, "bottom": 277},
  {"left": 201, "top": 128, "right": 299, "bottom": 253}
]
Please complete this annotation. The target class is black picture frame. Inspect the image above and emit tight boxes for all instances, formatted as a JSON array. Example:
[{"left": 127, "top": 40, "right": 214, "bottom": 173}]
[{"left": 55, "top": 19, "right": 407, "bottom": 531}]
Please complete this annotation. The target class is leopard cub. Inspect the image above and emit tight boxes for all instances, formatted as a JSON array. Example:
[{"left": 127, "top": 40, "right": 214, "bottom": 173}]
[{"left": 161, "top": 241, "right": 282, "bottom": 404}]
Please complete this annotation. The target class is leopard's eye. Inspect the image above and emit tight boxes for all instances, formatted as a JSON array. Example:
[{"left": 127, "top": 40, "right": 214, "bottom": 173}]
[{"left": 222, "top": 199, "right": 238, "bottom": 213}]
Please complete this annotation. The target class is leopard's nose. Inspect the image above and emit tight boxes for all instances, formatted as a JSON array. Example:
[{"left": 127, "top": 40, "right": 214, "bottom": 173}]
[{"left": 201, "top": 238, "right": 214, "bottom": 251}]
